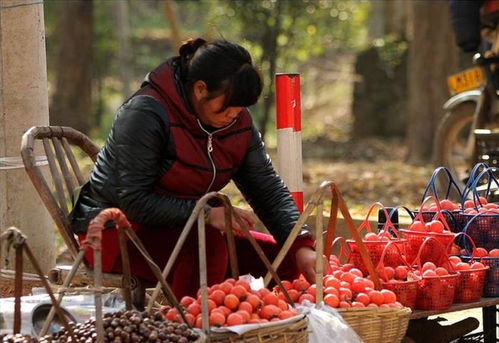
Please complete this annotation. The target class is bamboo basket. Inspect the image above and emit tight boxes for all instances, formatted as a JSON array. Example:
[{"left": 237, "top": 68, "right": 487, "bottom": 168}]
[
  {"left": 209, "top": 316, "right": 308, "bottom": 343},
  {"left": 146, "top": 192, "right": 309, "bottom": 343},
  {"left": 338, "top": 307, "right": 411, "bottom": 343}
]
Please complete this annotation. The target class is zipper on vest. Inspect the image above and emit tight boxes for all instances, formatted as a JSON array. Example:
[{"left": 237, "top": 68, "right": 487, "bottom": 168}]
[{"left": 197, "top": 119, "right": 237, "bottom": 193}]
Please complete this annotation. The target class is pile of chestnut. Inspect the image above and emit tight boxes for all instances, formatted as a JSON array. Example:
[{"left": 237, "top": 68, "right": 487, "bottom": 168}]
[{"left": 1, "top": 310, "right": 199, "bottom": 343}]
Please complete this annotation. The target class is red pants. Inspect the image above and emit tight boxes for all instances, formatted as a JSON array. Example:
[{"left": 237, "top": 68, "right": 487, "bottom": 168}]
[{"left": 79, "top": 224, "right": 313, "bottom": 299}]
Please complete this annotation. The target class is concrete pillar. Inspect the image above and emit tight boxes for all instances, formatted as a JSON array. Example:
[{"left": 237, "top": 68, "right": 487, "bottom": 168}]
[{"left": 0, "top": 0, "right": 54, "bottom": 274}]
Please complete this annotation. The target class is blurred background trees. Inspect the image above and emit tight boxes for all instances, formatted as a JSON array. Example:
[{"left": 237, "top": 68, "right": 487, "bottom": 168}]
[{"left": 43, "top": 0, "right": 461, "bottom": 164}]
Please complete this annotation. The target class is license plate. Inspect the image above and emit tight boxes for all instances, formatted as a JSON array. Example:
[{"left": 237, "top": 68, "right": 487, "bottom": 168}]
[{"left": 447, "top": 67, "right": 485, "bottom": 95}]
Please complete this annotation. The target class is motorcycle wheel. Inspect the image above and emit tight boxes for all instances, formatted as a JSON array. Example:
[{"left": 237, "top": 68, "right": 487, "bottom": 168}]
[{"left": 433, "top": 101, "right": 476, "bottom": 187}]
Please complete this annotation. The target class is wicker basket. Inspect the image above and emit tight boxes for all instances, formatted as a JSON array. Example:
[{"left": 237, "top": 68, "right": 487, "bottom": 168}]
[
  {"left": 208, "top": 316, "right": 308, "bottom": 343},
  {"left": 338, "top": 307, "right": 411, "bottom": 343}
]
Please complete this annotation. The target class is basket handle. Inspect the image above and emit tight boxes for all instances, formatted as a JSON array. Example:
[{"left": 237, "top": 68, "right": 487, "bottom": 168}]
[
  {"left": 416, "top": 196, "right": 454, "bottom": 232},
  {"left": 463, "top": 162, "right": 491, "bottom": 199},
  {"left": 330, "top": 236, "right": 351, "bottom": 265},
  {"left": 358, "top": 202, "right": 401, "bottom": 238},
  {"left": 375, "top": 240, "right": 412, "bottom": 281},
  {"left": 449, "top": 231, "right": 480, "bottom": 257},
  {"left": 462, "top": 167, "right": 499, "bottom": 208},
  {"left": 413, "top": 236, "right": 456, "bottom": 272},
  {"left": 421, "top": 166, "right": 463, "bottom": 203}
]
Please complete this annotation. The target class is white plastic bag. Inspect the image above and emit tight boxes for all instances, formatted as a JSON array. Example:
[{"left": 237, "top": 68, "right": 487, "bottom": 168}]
[{"left": 297, "top": 301, "right": 362, "bottom": 343}]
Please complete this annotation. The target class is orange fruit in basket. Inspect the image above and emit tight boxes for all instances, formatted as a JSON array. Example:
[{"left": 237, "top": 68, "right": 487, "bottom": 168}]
[
  {"left": 292, "top": 278, "right": 310, "bottom": 292},
  {"left": 236, "top": 310, "right": 250, "bottom": 323},
  {"left": 246, "top": 294, "right": 262, "bottom": 310},
  {"left": 352, "top": 301, "right": 365, "bottom": 308},
  {"left": 279, "top": 310, "right": 296, "bottom": 319},
  {"left": 490, "top": 249, "right": 499, "bottom": 257},
  {"left": 210, "top": 311, "right": 226, "bottom": 326},
  {"left": 231, "top": 285, "right": 248, "bottom": 301},
  {"left": 324, "top": 276, "right": 341, "bottom": 289},
  {"left": 355, "top": 292, "right": 370, "bottom": 306},
  {"left": 339, "top": 287, "right": 353, "bottom": 301},
  {"left": 180, "top": 296, "right": 196, "bottom": 307},
  {"left": 471, "top": 262, "right": 486, "bottom": 269},
  {"left": 187, "top": 302, "right": 201, "bottom": 316},
  {"left": 324, "top": 286, "right": 339, "bottom": 296},
  {"left": 210, "top": 289, "right": 226, "bottom": 306},
  {"left": 340, "top": 272, "right": 356, "bottom": 284},
  {"left": 263, "top": 293, "right": 279, "bottom": 306},
  {"left": 238, "top": 301, "right": 253, "bottom": 313},
  {"left": 435, "top": 267, "right": 449, "bottom": 276},
  {"left": 368, "top": 290, "right": 385, "bottom": 306},
  {"left": 219, "top": 281, "right": 233, "bottom": 294},
  {"left": 394, "top": 266, "right": 408, "bottom": 280},
  {"left": 339, "top": 301, "right": 352, "bottom": 308},
  {"left": 224, "top": 294, "right": 240, "bottom": 310},
  {"left": 422, "top": 262, "right": 437, "bottom": 272},
  {"left": 324, "top": 294, "right": 340, "bottom": 308},
  {"left": 476, "top": 248, "right": 489, "bottom": 257},
  {"left": 227, "top": 313, "right": 244, "bottom": 326},
  {"left": 423, "top": 270, "right": 437, "bottom": 277},
  {"left": 464, "top": 200, "right": 475, "bottom": 209},
  {"left": 449, "top": 255, "right": 462, "bottom": 265},
  {"left": 455, "top": 262, "right": 471, "bottom": 271},
  {"left": 277, "top": 299, "right": 289, "bottom": 311},
  {"left": 427, "top": 220, "right": 445, "bottom": 233},
  {"left": 299, "top": 293, "right": 315, "bottom": 303},
  {"left": 235, "top": 280, "right": 251, "bottom": 291},
  {"left": 260, "top": 305, "right": 281, "bottom": 320},
  {"left": 409, "top": 221, "right": 426, "bottom": 232},
  {"left": 380, "top": 289, "right": 397, "bottom": 304}
]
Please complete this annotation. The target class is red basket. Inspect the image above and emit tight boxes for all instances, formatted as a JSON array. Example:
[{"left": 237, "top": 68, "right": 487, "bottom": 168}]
[
  {"left": 414, "top": 237, "right": 460, "bottom": 310},
  {"left": 400, "top": 196, "right": 455, "bottom": 264},
  {"left": 449, "top": 232, "right": 489, "bottom": 303},
  {"left": 347, "top": 203, "right": 407, "bottom": 275},
  {"left": 376, "top": 241, "right": 420, "bottom": 309}
]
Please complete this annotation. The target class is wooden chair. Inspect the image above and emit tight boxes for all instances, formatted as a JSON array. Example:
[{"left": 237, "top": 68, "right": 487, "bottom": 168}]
[{"left": 20, "top": 126, "right": 140, "bottom": 294}]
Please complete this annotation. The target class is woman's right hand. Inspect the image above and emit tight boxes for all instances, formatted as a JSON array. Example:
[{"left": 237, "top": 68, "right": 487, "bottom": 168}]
[{"left": 206, "top": 206, "right": 256, "bottom": 233}]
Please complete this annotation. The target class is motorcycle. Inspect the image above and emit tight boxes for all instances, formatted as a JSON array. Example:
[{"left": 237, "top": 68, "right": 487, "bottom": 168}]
[{"left": 433, "top": 26, "right": 499, "bottom": 188}]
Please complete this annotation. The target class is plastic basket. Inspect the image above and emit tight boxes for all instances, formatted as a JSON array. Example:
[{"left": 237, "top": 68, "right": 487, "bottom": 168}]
[
  {"left": 413, "top": 167, "right": 464, "bottom": 232},
  {"left": 347, "top": 203, "right": 407, "bottom": 275},
  {"left": 376, "top": 241, "right": 419, "bottom": 309},
  {"left": 449, "top": 233, "right": 488, "bottom": 303},
  {"left": 463, "top": 255, "right": 499, "bottom": 297},
  {"left": 460, "top": 213, "right": 499, "bottom": 252},
  {"left": 414, "top": 237, "right": 460, "bottom": 310}
]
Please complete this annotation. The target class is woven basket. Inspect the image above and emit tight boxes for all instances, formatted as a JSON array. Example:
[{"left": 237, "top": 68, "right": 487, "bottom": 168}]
[
  {"left": 0, "top": 269, "right": 44, "bottom": 297},
  {"left": 208, "top": 316, "right": 308, "bottom": 343},
  {"left": 338, "top": 307, "right": 411, "bottom": 343}
]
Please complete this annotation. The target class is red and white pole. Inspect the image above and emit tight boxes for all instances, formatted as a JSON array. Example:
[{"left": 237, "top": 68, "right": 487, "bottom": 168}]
[{"left": 275, "top": 73, "right": 303, "bottom": 212}]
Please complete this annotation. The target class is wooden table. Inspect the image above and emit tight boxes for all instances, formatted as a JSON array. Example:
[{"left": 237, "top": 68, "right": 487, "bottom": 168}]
[{"left": 410, "top": 298, "right": 499, "bottom": 342}]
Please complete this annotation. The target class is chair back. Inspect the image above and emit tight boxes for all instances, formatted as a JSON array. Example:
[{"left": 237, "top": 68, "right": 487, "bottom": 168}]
[{"left": 21, "top": 126, "right": 100, "bottom": 259}]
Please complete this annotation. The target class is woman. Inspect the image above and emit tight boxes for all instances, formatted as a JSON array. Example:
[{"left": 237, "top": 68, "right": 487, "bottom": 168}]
[{"left": 71, "top": 38, "right": 317, "bottom": 298}]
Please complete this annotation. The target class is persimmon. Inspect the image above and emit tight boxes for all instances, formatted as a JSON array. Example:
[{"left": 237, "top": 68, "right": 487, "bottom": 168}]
[
  {"left": 209, "top": 311, "right": 226, "bottom": 326},
  {"left": 187, "top": 302, "right": 201, "bottom": 316},
  {"left": 224, "top": 294, "right": 240, "bottom": 310},
  {"left": 238, "top": 301, "right": 253, "bottom": 313},
  {"left": 226, "top": 313, "right": 244, "bottom": 326},
  {"left": 236, "top": 310, "right": 250, "bottom": 323},
  {"left": 435, "top": 267, "right": 449, "bottom": 276},
  {"left": 355, "top": 292, "right": 370, "bottom": 306},
  {"left": 277, "top": 299, "right": 289, "bottom": 311},
  {"left": 324, "top": 294, "right": 340, "bottom": 308},
  {"left": 298, "top": 293, "right": 315, "bottom": 303},
  {"left": 260, "top": 305, "right": 281, "bottom": 320},
  {"left": 292, "top": 278, "right": 310, "bottom": 292},
  {"left": 180, "top": 296, "right": 196, "bottom": 307},
  {"left": 409, "top": 221, "right": 426, "bottom": 232},
  {"left": 394, "top": 266, "right": 408, "bottom": 280},
  {"left": 380, "top": 289, "right": 397, "bottom": 304},
  {"left": 263, "top": 293, "right": 279, "bottom": 306},
  {"left": 235, "top": 280, "right": 251, "bottom": 291},
  {"left": 219, "top": 282, "right": 233, "bottom": 294},
  {"left": 422, "top": 262, "right": 437, "bottom": 272},
  {"left": 339, "top": 301, "right": 351, "bottom": 308},
  {"left": 368, "top": 290, "right": 384, "bottom": 306},
  {"left": 490, "top": 249, "right": 499, "bottom": 257},
  {"left": 279, "top": 310, "right": 296, "bottom": 320},
  {"left": 476, "top": 248, "right": 489, "bottom": 257},
  {"left": 324, "top": 276, "right": 341, "bottom": 289},
  {"left": 352, "top": 301, "right": 365, "bottom": 308},
  {"left": 209, "top": 289, "right": 226, "bottom": 306}
]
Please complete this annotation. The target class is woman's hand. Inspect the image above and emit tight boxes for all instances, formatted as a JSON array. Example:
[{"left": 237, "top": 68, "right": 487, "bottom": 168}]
[
  {"left": 295, "top": 247, "right": 328, "bottom": 283},
  {"left": 206, "top": 206, "right": 256, "bottom": 233}
]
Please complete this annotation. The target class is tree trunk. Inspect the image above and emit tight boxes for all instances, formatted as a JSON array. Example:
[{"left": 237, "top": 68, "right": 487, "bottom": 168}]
[
  {"left": 258, "top": 1, "right": 282, "bottom": 140},
  {"left": 115, "top": 0, "right": 131, "bottom": 100},
  {"left": 164, "top": 0, "right": 181, "bottom": 52},
  {"left": 50, "top": 0, "right": 93, "bottom": 134},
  {"left": 406, "top": 1, "right": 459, "bottom": 164}
]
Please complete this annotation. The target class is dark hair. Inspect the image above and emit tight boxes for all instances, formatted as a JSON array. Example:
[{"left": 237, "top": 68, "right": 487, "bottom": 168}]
[{"left": 179, "top": 38, "right": 263, "bottom": 110}]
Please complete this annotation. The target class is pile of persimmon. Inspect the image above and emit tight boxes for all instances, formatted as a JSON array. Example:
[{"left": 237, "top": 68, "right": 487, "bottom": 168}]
[
  {"left": 163, "top": 278, "right": 299, "bottom": 328},
  {"left": 406, "top": 219, "right": 449, "bottom": 234},
  {"left": 462, "top": 197, "right": 499, "bottom": 215},
  {"left": 275, "top": 265, "right": 403, "bottom": 309}
]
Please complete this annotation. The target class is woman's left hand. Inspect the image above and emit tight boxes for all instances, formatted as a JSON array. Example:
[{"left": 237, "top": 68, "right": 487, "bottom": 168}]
[{"left": 295, "top": 247, "right": 328, "bottom": 284}]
